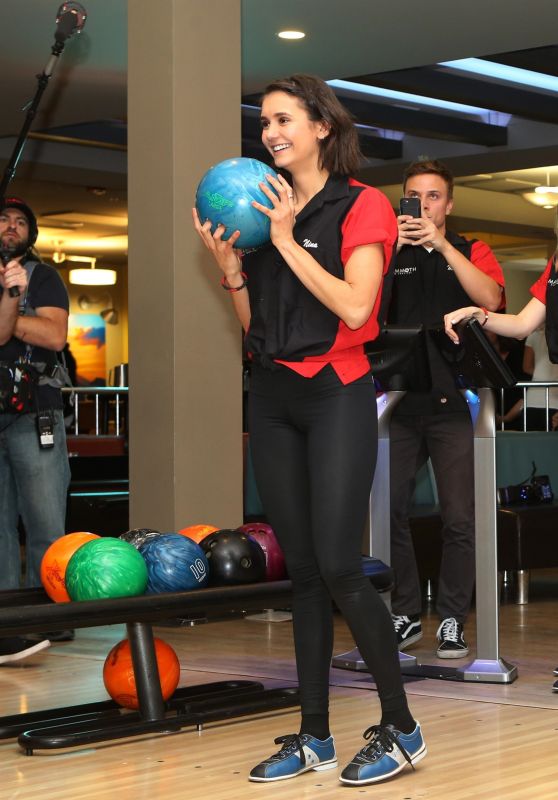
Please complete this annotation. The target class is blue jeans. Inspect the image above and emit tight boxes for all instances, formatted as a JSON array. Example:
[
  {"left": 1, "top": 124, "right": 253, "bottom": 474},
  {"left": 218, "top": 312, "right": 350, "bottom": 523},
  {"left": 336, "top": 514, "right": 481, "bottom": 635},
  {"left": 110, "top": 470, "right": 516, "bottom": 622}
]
[{"left": 0, "top": 409, "right": 70, "bottom": 588}]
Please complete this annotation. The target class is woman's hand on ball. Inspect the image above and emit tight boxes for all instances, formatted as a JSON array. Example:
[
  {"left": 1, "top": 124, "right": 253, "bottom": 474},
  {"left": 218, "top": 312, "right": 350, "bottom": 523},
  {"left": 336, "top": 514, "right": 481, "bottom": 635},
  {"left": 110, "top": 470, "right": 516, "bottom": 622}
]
[
  {"left": 192, "top": 207, "right": 242, "bottom": 276},
  {"left": 252, "top": 173, "right": 295, "bottom": 246}
]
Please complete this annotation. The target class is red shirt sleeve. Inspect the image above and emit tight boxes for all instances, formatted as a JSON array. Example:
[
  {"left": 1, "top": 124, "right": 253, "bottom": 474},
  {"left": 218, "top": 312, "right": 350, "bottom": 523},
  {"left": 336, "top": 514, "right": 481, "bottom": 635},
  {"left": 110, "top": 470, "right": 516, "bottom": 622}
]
[
  {"left": 470, "top": 240, "right": 505, "bottom": 286},
  {"left": 341, "top": 184, "right": 397, "bottom": 273},
  {"left": 530, "top": 257, "right": 553, "bottom": 305}
]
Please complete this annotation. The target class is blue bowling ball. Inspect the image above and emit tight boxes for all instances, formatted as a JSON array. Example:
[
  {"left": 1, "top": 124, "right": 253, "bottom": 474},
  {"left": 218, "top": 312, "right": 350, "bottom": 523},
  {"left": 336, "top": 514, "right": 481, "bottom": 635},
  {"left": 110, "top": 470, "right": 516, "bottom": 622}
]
[
  {"left": 139, "top": 533, "right": 209, "bottom": 593},
  {"left": 195, "top": 157, "right": 279, "bottom": 249}
]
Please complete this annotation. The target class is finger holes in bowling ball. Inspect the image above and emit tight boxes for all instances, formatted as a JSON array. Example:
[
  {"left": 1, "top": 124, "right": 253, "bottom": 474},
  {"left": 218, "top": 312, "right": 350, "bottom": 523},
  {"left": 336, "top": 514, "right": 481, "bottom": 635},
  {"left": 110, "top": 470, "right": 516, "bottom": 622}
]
[{"left": 199, "top": 529, "right": 266, "bottom": 585}]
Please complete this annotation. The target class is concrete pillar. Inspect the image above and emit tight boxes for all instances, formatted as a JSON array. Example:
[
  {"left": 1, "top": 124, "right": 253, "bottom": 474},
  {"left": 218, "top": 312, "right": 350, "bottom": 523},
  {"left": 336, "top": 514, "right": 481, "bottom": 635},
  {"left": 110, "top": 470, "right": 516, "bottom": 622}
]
[{"left": 128, "top": 1, "right": 243, "bottom": 531}]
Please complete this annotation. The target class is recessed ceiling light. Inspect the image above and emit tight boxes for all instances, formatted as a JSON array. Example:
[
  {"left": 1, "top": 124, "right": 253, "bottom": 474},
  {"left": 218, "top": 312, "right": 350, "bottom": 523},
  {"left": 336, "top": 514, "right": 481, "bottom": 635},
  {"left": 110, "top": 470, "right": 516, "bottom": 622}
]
[{"left": 277, "top": 30, "right": 305, "bottom": 40}]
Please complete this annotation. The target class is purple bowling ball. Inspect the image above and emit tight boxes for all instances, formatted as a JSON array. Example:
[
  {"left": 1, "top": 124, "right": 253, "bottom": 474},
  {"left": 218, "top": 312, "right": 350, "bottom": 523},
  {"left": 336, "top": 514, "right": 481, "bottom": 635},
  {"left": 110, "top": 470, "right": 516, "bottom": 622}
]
[{"left": 237, "top": 522, "right": 287, "bottom": 581}]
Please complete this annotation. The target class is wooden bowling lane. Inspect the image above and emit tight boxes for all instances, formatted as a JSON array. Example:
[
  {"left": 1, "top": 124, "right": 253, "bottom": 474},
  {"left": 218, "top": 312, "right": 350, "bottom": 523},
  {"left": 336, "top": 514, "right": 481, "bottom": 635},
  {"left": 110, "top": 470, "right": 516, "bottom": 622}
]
[{"left": 0, "top": 571, "right": 557, "bottom": 798}]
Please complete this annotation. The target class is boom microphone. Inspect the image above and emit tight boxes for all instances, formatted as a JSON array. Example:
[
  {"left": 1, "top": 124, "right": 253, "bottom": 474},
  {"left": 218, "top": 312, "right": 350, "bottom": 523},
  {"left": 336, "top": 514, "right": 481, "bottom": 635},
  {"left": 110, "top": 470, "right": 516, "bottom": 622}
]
[{"left": 55, "top": 2, "right": 87, "bottom": 43}]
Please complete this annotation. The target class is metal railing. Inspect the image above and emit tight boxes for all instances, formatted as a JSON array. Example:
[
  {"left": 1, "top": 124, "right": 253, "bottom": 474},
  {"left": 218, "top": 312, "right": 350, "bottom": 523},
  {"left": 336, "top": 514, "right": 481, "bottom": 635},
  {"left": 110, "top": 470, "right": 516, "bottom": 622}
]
[
  {"left": 61, "top": 386, "right": 128, "bottom": 437},
  {"left": 497, "top": 380, "right": 558, "bottom": 432}
]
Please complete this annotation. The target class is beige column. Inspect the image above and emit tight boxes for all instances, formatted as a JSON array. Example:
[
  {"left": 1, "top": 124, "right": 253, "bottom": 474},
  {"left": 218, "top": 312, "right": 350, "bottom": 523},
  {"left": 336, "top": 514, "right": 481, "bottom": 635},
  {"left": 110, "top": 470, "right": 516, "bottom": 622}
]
[{"left": 128, "top": 1, "right": 243, "bottom": 531}]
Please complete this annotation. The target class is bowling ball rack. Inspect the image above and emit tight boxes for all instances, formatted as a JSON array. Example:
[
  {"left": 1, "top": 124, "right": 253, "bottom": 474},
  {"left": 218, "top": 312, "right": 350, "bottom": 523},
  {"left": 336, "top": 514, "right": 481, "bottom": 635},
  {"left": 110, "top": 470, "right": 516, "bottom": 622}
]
[
  {"left": 0, "top": 581, "right": 298, "bottom": 755},
  {"left": 0, "top": 557, "right": 392, "bottom": 755}
]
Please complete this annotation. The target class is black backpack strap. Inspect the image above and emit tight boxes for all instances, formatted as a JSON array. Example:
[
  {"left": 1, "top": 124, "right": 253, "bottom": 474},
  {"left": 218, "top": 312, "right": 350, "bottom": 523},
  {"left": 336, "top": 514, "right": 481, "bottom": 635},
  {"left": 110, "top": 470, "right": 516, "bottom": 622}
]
[{"left": 18, "top": 259, "right": 39, "bottom": 317}]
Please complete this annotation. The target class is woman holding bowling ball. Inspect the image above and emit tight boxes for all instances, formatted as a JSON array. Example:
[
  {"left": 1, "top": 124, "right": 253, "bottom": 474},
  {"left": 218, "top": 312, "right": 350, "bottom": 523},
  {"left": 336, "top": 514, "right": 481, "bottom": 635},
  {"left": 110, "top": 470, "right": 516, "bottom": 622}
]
[{"left": 192, "top": 74, "right": 425, "bottom": 786}]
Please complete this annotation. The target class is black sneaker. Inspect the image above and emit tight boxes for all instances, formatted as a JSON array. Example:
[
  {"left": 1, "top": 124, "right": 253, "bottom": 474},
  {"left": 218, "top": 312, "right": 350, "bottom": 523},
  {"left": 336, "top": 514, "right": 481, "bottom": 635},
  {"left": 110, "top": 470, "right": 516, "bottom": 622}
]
[
  {"left": 42, "top": 630, "right": 75, "bottom": 642},
  {"left": 554, "top": 666, "right": 558, "bottom": 676},
  {"left": 392, "top": 614, "right": 422, "bottom": 650},
  {"left": 0, "top": 637, "right": 50, "bottom": 665},
  {"left": 436, "top": 617, "right": 469, "bottom": 659},
  {"left": 553, "top": 679, "right": 558, "bottom": 693}
]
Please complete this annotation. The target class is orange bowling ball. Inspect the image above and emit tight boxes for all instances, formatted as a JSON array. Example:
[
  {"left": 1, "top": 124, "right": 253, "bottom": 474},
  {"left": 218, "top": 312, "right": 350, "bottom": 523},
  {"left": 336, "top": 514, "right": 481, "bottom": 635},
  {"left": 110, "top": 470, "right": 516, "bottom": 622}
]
[
  {"left": 40, "top": 532, "right": 100, "bottom": 602},
  {"left": 103, "top": 638, "right": 180, "bottom": 709},
  {"left": 179, "top": 523, "right": 219, "bottom": 544}
]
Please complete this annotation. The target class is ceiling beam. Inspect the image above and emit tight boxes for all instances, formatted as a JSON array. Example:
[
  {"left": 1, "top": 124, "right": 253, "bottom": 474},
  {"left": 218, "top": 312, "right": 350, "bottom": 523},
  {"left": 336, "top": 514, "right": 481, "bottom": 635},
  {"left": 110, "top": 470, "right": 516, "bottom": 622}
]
[
  {"left": 332, "top": 95, "right": 507, "bottom": 147},
  {"left": 359, "top": 143, "right": 558, "bottom": 187},
  {"left": 352, "top": 67, "right": 558, "bottom": 125}
]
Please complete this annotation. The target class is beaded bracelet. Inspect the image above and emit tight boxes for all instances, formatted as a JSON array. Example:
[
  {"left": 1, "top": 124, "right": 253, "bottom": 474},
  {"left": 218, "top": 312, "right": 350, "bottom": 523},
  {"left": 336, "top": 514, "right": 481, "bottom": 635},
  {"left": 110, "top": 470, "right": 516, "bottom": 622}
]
[{"left": 221, "top": 272, "right": 248, "bottom": 292}]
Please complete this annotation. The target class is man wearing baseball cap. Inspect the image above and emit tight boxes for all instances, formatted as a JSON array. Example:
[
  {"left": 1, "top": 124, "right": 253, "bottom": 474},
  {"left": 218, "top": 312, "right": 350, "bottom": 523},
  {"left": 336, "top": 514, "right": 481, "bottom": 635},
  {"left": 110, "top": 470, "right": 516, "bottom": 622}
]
[{"left": 0, "top": 197, "right": 71, "bottom": 663}]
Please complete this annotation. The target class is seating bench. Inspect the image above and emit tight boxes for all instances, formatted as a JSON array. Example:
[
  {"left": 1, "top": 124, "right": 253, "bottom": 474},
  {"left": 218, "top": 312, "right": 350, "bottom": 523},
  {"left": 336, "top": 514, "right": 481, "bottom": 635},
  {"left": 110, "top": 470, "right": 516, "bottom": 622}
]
[{"left": 410, "top": 432, "right": 558, "bottom": 604}]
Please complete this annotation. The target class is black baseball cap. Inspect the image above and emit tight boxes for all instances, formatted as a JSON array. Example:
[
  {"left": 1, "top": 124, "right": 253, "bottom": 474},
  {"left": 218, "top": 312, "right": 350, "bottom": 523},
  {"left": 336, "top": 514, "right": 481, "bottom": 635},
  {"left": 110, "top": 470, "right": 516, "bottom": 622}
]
[{"left": 0, "top": 197, "right": 38, "bottom": 246}]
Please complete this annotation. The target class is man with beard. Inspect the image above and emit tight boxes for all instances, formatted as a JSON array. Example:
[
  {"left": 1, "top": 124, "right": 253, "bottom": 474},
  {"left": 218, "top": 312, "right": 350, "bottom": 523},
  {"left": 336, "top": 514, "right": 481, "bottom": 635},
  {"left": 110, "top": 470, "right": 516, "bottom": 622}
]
[{"left": 0, "top": 197, "right": 70, "bottom": 663}]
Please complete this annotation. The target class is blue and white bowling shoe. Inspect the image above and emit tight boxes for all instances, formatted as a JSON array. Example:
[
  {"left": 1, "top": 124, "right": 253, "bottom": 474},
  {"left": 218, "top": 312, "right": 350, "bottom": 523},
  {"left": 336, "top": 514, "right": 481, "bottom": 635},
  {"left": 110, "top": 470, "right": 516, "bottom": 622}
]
[
  {"left": 339, "top": 723, "right": 426, "bottom": 785},
  {"left": 249, "top": 733, "right": 337, "bottom": 782}
]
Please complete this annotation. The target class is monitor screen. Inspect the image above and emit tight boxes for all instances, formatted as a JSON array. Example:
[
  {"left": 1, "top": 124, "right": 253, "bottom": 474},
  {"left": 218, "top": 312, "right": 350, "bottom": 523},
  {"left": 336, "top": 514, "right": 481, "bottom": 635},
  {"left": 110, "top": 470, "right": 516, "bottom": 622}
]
[
  {"left": 430, "top": 318, "right": 517, "bottom": 389},
  {"left": 366, "top": 325, "right": 432, "bottom": 391}
]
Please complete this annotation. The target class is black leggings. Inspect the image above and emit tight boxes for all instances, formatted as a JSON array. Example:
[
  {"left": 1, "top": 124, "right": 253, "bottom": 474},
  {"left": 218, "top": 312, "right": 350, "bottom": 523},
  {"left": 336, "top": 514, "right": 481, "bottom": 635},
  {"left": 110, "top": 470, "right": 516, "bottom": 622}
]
[{"left": 249, "top": 364, "right": 408, "bottom": 723}]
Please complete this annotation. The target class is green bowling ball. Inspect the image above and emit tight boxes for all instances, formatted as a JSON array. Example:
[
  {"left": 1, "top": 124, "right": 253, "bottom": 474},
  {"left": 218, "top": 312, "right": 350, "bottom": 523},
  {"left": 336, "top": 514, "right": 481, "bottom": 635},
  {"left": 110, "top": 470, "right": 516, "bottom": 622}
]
[{"left": 66, "top": 537, "right": 148, "bottom": 601}]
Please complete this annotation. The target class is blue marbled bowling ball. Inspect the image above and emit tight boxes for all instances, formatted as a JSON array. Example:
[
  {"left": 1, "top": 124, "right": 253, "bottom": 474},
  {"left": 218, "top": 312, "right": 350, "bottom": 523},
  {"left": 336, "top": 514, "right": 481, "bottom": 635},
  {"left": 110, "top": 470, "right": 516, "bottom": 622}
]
[
  {"left": 195, "top": 157, "right": 278, "bottom": 249},
  {"left": 139, "top": 533, "right": 209, "bottom": 594}
]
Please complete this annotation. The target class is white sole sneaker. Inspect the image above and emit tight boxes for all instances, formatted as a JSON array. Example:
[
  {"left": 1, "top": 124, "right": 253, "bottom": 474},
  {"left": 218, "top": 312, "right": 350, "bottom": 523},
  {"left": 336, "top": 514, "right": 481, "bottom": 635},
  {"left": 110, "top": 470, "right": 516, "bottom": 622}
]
[
  {"left": 398, "top": 631, "right": 423, "bottom": 651},
  {"left": 436, "top": 646, "right": 469, "bottom": 659},
  {"left": 0, "top": 638, "right": 51, "bottom": 665}
]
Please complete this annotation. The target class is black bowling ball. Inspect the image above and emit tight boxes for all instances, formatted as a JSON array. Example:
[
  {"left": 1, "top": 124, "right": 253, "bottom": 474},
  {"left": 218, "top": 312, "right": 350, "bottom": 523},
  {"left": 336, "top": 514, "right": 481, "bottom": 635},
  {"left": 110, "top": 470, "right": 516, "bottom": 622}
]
[
  {"left": 119, "top": 528, "right": 161, "bottom": 549},
  {"left": 200, "top": 528, "right": 266, "bottom": 585}
]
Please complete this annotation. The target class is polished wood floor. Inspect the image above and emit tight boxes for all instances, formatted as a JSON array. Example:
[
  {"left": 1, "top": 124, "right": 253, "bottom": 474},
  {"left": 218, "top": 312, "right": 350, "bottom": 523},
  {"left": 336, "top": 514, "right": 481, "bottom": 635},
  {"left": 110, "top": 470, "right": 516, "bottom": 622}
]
[{"left": 2, "top": 572, "right": 558, "bottom": 800}]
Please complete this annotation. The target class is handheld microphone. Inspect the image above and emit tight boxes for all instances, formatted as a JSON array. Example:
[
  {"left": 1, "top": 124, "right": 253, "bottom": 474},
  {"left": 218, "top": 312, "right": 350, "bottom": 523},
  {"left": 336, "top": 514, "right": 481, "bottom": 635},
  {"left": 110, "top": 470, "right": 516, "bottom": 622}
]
[{"left": 0, "top": 244, "right": 20, "bottom": 298}]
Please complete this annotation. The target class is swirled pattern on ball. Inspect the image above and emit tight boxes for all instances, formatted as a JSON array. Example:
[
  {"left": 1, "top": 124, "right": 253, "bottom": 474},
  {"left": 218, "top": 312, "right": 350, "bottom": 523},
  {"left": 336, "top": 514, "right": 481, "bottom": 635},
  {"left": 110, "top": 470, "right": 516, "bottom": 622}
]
[
  {"left": 66, "top": 538, "right": 148, "bottom": 601},
  {"left": 195, "top": 158, "right": 279, "bottom": 249},
  {"left": 139, "top": 533, "right": 209, "bottom": 594}
]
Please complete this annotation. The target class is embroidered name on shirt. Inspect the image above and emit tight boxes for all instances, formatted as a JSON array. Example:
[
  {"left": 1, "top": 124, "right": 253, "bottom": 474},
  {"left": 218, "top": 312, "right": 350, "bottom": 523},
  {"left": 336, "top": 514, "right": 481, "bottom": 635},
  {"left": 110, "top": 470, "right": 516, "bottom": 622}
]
[
  {"left": 394, "top": 266, "right": 416, "bottom": 275},
  {"left": 302, "top": 238, "right": 318, "bottom": 249},
  {"left": 548, "top": 277, "right": 558, "bottom": 287},
  {"left": 446, "top": 264, "right": 454, "bottom": 271}
]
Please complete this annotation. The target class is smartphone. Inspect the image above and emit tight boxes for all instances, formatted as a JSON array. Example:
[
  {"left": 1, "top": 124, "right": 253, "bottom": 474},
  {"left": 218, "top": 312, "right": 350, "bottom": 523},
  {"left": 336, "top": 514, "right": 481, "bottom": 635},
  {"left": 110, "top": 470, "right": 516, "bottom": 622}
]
[{"left": 399, "top": 197, "right": 421, "bottom": 218}]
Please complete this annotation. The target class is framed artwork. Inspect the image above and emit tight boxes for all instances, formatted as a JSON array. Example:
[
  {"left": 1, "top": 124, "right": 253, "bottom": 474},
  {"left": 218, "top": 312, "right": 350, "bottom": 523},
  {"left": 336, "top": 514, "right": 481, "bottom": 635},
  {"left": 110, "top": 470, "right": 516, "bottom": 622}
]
[{"left": 67, "top": 313, "right": 106, "bottom": 386}]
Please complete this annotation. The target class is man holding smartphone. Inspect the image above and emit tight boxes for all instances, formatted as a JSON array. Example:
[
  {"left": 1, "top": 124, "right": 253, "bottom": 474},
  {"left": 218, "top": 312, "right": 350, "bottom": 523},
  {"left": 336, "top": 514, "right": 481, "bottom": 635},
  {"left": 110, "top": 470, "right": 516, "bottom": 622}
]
[{"left": 387, "top": 159, "right": 504, "bottom": 658}]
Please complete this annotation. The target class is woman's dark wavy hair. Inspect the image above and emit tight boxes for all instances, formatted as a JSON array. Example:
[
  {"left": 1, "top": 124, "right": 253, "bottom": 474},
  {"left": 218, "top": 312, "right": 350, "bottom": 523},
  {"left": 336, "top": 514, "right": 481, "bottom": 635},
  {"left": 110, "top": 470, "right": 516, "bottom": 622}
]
[{"left": 261, "top": 74, "right": 363, "bottom": 176}]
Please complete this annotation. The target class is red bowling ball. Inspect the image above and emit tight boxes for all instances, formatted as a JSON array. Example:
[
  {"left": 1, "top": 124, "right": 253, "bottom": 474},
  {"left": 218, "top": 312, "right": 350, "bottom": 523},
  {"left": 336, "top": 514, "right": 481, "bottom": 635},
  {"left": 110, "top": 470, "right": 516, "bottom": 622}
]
[{"left": 237, "top": 522, "right": 287, "bottom": 581}]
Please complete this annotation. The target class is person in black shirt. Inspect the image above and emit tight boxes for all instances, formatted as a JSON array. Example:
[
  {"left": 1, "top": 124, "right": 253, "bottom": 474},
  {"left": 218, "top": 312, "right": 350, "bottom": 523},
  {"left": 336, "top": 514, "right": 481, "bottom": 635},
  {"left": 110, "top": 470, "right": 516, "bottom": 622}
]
[
  {"left": 0, "top": 198, "right": 70, "bottom": 663},
  {"left": 193, "top": 75, "right": 426, "bottom": 786},
  {"left": 387, "top": 160, "right": 504, "bottom": 658}
]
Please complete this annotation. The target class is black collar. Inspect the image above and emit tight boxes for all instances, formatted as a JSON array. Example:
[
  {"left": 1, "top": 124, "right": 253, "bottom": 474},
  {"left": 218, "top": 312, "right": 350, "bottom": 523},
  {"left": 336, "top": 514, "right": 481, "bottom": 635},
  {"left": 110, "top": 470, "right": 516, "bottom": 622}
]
[{"left": 295, "top": 174, "right": 349, "bottom": 225}]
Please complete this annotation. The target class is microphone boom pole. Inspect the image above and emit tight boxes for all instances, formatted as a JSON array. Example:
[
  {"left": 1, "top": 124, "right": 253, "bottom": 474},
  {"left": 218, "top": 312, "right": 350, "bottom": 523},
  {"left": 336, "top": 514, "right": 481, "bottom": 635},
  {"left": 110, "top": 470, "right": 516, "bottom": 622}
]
[{"left": 0, "top": 2, "right": 87, "bottom": 202}]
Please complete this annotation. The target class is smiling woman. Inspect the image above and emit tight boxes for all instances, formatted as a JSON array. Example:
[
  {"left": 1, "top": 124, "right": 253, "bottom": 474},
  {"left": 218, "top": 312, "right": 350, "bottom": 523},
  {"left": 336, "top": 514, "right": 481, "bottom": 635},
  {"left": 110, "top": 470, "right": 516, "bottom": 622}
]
[{"left": 192, "top": 73, "right": 425, "bottom": 787}]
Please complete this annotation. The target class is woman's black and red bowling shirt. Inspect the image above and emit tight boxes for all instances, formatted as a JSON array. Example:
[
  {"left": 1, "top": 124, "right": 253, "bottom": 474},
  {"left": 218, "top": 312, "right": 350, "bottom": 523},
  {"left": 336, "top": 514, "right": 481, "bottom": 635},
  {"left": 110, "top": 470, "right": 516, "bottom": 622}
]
[
  {"left": 531, "top": 255, "right": 558, "bottom": 363},
  {"left": 243, "top": 175, "right": 396, "bottom": 385}
]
